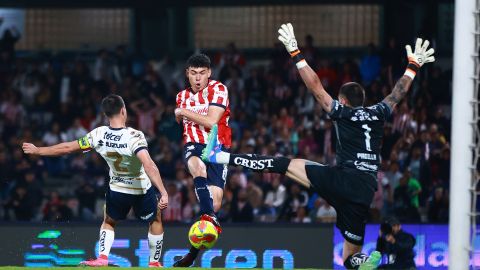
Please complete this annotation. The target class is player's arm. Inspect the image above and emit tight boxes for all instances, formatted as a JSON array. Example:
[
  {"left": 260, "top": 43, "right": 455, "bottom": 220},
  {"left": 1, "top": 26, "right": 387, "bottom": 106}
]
[
  {"left": 22, "top": 141, "right": 81, "bottom": 156},
  {"left": 383, "top": 38, "right": 435, "bottom": 110},
  {"left": 277, "top": 23, "right": 333, "bottom": 112},
  {"left": 175, "top": 105, "right": 224, "bottom": 129},
  {"left": 136, "top": 149, "right": 168, "bottom": 209}
]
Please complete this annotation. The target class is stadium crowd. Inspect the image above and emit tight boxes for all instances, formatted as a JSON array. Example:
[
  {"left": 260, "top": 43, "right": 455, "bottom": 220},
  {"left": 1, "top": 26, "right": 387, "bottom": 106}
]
[{"left": 0, "top": 37, "right": 452, "bottom": 224}]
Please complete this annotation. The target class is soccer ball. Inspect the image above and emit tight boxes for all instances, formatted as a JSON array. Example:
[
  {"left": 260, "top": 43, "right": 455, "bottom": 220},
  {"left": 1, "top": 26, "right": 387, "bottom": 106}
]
[{"left": 188, "top": 220, "right": 218, "bottom": 249}]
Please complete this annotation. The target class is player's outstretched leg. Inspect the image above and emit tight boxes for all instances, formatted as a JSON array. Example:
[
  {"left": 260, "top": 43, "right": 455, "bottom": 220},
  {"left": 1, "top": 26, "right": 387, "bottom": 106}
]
[
  {"left": 202, "top": 125, "right": 291, "bottom": 174},
  {"left": 202, "top": 124, "right": 313, "bottom": 189}
]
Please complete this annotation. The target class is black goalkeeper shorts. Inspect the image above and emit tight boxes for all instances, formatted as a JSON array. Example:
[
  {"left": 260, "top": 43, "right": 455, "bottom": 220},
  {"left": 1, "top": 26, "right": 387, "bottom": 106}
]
[{"left": 305, "top": 162, "right": 377, "bottom": 245}]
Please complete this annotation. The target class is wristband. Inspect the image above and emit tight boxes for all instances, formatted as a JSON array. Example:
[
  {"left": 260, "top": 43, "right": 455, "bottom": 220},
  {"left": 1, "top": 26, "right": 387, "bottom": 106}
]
[
  {"left": 292, "top": 52, "right": 305, "bottom": 63},
  {"left": 296, "top": 59, "right": 307, "bottom": 69},
  {"left": 404, "top": 62, "right": 419, "bottom": 79}
]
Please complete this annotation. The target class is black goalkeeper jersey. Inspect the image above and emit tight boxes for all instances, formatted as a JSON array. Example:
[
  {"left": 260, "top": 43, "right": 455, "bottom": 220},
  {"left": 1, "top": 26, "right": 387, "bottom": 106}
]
[{"left": 328, "top": 100, "right": 392, "bottom": 173}]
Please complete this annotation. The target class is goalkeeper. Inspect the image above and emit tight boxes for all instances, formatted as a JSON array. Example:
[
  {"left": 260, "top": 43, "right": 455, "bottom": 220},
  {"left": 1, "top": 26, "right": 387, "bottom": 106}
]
[{"left": 202, "top": 23, "right": 434, "bottom": 269}]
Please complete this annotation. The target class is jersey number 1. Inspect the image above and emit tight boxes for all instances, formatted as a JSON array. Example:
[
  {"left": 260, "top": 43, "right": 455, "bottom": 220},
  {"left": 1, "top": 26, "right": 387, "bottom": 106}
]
[
  {"left": 106, "top": 152, "right": 129, "bottom": 172},
  {"left": 362, "top": 124, "right": 372, "bottom": 151}
]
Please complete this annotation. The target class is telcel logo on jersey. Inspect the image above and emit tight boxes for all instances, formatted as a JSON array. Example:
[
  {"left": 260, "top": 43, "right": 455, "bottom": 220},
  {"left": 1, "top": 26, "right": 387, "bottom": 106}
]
[
  {"left": 233, "top": 157, "right": 273, "bottom": 170},
  {"left": 104, "top": 132, "right": 123, "bottom": 141}
]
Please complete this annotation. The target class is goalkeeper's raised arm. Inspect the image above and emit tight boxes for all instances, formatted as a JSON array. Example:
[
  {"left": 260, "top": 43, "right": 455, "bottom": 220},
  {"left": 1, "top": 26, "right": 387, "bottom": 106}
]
[
  {"left": 382, "top": 38, "right": 435, "bottom": 110},
  {"left": 277, "top": 23, "right": 333, "bottom": 113}
]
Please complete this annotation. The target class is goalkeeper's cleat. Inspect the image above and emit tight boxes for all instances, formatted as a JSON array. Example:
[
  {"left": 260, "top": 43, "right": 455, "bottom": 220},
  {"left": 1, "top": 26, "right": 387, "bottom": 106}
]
[
  {"left": 200, "top": 213, "right": 222, "bottom": 234},
  {"left": 79, "top": 255, "right": 109, "bottom": 267},
  {"left": 358, "top": 251, "right": 381, "bottom": 270},
  {"left": 148, "top": 261, "right": 163, "bottom": 267},
  {"left": 172, "top": 252, "right": 196, "bottom": 267},
  {"left": 201, "top": 124, "right": 221, "bottom": 163}
]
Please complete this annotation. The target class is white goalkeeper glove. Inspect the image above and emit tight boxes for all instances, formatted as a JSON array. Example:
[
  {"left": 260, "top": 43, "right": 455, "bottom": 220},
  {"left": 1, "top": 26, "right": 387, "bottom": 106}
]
[
  {"left": 278, "top": 23, "right": 299, "bottom": 55},
  {"left": 404, "top": 38, "right": 435, "bottom": 79},
  {"left": 278, "top": 23, "right": 308, "bottom": 68}
]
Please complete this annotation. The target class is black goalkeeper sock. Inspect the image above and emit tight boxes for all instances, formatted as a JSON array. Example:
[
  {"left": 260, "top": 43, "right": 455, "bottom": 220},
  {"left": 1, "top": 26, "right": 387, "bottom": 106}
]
[
  {"left": 228, "top": 154, "right": 291, "bottom": 174},
  {"left": 344, "top": 253, "right": 369, "bottom": 269}
]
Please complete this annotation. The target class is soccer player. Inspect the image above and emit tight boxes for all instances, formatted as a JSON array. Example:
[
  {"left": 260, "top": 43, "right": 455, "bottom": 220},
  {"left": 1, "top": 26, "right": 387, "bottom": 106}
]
[
  {"left": 202, "top": 23, "right": 434, "bottom": 270},
  {"left": 173, "top": 53, "right": 231, "bottom": 267},
  {"left": 22, "top": 94, "right": 169, "bottom": 267}
]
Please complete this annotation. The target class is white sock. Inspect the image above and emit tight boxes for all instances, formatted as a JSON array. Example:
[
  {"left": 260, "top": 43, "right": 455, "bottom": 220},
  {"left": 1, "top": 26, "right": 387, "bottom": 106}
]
[
  {"left": 216, "top": 151, "right": 230, "bottom": 164},
  {"left": 148, "top": 233, "right": 164, "bottom": 263},
  {"left": 99, "top": 229, "right": 114, "bottom": 258}
]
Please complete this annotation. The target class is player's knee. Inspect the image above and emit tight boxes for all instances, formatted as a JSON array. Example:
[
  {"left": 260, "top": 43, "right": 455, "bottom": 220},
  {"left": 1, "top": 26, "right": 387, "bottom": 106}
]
[{"left": 190, "top": 162, "right": 207, "bottom": 177}]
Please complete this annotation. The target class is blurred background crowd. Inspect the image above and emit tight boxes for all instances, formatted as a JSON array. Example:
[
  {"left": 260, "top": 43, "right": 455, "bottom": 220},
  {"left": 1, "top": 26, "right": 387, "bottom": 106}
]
[{"left": 0, "top": 35, "right": 452, "bottom": 224}]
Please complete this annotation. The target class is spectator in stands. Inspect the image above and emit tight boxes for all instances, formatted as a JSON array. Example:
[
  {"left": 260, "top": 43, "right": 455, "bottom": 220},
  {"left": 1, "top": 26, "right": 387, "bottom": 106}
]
[
  {"left": 314, "top": 199, "right": 336, "bottom": 223},
  {"left": 75, "top": 181, "right": 97, "bottom": 220},
  {"left": 292, "top": 206, "right": 312, "bottom": 223},
  {"left": 6, "top": 185, "right": 32, "bottom": 221},
  {"left": 427, "top": 187, "right": 449, "bottom": 223},
  {"left": 245, "top": 180, "right": 263, "bottom": 216},
  {"left": 264, "top": 175, "right": 286, "bottom": 219},
  {"left": 230, "top": 188, "right": 254, "bottom": 222},
  {"left": 43, "top": 192, "right": 73, "bottom": 222},
  {"left": 0, "top": 20, "right": 21, "bottom": 58}
]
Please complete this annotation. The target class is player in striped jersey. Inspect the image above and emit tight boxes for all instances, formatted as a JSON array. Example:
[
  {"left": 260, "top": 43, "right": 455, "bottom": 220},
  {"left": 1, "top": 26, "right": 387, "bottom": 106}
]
[
  {"left": 173, "top": 54, "right": 231, "bottom": 267},
  {"left": 22, "top": 94, "right": 168, "bottom": 267}
]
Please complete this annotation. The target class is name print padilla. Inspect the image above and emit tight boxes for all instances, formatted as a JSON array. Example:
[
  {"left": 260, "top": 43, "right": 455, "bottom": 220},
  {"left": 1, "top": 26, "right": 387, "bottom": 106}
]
[{"left": 233, "top": 156, "right": 274, "bottom": 170}]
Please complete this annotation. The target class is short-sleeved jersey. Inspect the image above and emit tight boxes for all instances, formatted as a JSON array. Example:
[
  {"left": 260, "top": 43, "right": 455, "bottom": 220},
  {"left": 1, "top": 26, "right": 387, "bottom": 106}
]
[
  {"left": 77, "top": 126, "right": 151, "bottom": 195},
  {"left": 176, "top": 79, "right": 231, "bottom": 147},
  {"left": 328, "top": 100, "right": 392, "bottom": 173}
]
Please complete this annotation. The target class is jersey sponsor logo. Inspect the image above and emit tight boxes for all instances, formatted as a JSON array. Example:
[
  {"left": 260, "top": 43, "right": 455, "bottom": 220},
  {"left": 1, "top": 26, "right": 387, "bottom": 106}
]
[
  {"left": 350, "top": 110, "right": 379, "bottom": 121},
  {"left": 186, "top": 106, "right": 209, "bottom": 115},
  {"left": 77, "top": 136, "right": 92, "bottom": 150},
  {"left": 98, "top": 140, "right": 104, "bottom": 147},
  {"left": 354, "top": 161, "right": 378, "bottom": 171},
  {"left": 104, "top": 132, "right": 123, "bottom": 141},
  {"left": 106, "top": 142, "right": 128, "bottom": 148},
  {"left": 233, "top": 157, "right": 273, "bottom": 170},
  {"left": 344, "top": 230, "right": 362, "bottom": 241},
  {"left": 356, "top": 153, "right": 377, "bottom": 160},
  {"left": 111, "top": 176, "right": 134, "bottom": 185},
  {"left": 140, "top": 212, "right": 154, "bottom": 220}
]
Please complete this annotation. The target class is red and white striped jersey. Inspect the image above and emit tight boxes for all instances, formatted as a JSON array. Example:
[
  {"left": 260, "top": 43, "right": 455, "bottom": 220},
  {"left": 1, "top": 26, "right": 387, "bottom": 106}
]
[{"left": 176, "top": 79, "right": 231, "bottom": 147}]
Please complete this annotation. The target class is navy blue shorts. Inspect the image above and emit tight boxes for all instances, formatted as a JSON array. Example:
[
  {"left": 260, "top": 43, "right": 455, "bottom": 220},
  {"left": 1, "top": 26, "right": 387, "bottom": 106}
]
[
  {"left": 184, "top": 143, "right": 228, "bottom": 189},
  {"left": 105, "top": 186, "right": 158, "bottom": 222}
]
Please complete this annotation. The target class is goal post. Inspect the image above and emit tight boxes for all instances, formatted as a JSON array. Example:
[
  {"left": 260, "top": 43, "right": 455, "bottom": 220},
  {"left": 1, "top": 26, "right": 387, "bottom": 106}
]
[{"left": 449, "top": 0, "right": 477, "bottom": 269}]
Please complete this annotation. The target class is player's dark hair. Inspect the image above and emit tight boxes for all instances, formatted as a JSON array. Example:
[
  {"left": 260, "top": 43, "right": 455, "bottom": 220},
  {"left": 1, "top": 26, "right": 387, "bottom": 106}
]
[
  {"left": 101, "top": 94, "right": 125, "bottom": 118},
  {"left": 339, "top": 82, "right": 365, "bottom": 107},
  {"left": 186, "top": 53, "right": 211, "bottom": 69}
]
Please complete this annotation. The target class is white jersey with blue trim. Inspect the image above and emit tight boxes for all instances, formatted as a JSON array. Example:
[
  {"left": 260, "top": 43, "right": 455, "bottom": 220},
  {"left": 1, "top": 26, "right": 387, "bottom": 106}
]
[{"left": 77, "top": 126, "right": 151, "bottom": 195}]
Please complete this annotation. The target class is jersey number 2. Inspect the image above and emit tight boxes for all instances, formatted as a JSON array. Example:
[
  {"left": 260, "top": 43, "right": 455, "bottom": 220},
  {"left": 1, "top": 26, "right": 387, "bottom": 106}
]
[
  {"left": 106, "top": 152, "right": 129, "bottom": 172},
  {"left": 362, "top": 124, "right": 372, "bottom": 151}
]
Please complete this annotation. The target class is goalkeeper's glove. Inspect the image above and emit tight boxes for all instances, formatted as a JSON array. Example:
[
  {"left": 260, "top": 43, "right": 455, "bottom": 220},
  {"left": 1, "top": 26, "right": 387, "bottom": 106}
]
[
  {"left": 278, "top": 23, "right": 307, "bottom": 68},
  {"left": 404, "top": 38, "right": 435, "bottom": 79}
]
